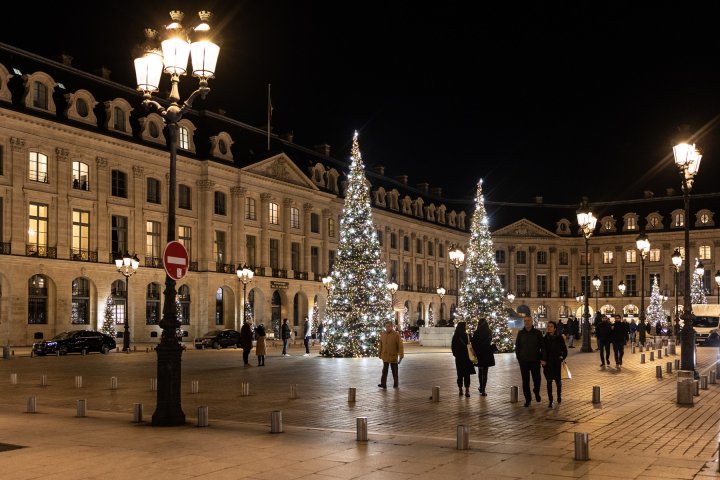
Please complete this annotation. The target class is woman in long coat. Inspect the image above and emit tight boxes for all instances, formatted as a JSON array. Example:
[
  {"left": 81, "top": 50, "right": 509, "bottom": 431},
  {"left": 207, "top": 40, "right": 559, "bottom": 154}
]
[
  {"left": 541, "top": 320, "right": 568, "bottom": 408},
  {"left": 451, "top": 321, "right": 475, "bottom": 397},
  {"left": 254, "top": 323, "right": 267, "bottom": 366},
  {"left": 470, "top": 318, "right": 495, "bottom": 396},
  {"left": 240, "top": 320, "right": 254, "bottom": 367}
]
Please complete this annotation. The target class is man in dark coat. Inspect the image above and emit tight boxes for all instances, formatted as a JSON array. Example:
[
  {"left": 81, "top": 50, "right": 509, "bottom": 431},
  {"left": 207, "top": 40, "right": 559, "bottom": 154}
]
[
  {"left": 515, "top": 315, "right": 544, "bottom": 407},
  {"left": 596, "top": 315, "right": 612, "bottom": 367},
  {"left": 240, "top": 320, "right": 254, "bottom": 367},
  {"left": 281, "top": 318, "right": 291, "bottom": 356},
  {"left": 611, "top": 315, "right": 629, "bottom": 367}
]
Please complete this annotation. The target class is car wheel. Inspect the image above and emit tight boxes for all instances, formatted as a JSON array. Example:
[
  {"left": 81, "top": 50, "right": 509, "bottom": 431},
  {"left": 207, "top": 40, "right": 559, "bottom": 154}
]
[
  {"left": 212, "top": 341, "right": 220, "bottom": 350},
  {"left": 101, "top": 345, "right": 109, "bottom": 354},
  {"left": 59, "top": 348, "right": 68, "bottom": 356}
]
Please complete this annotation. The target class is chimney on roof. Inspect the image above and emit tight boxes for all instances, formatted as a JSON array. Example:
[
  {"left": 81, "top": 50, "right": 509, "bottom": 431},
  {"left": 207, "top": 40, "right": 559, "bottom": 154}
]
[
  {"left": 535, "top": 195, "right": 544, "bottom": 204},
  {"left": 280, "top": 131, "right": 294, "bottom": 143},
  {"left": 97, "top": 66, "right": 111, "bottom": 79},
  {"left": 666, "top": 187, "right": 676, "bottom": 196},
  {"left": 395, "top": 175, "right": 408, "bottom": 185},
  {"left": 417, "top": 182, "right": 429, "bottom": 192},
  {"left": 643, "top": 189, "right": 654, "bottom": 199},
  {"left": 429, "top": 186, "right": 442, "bottom": 197},
  {"left": 59, "top": 53, "right": 73, "bottom": 66},
  {"left": 314, "top": 144, "right": 331, "bottom": 156},
  {"left": 372, "top": 165, "right": 385, "bottom": 175}
]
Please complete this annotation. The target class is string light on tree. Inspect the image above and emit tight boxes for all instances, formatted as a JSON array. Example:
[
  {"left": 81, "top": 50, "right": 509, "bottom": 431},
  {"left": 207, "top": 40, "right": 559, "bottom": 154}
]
[
  {"left": 691, "top": 258, "right": 708, "bottom": 305},
  {"left": 647, "top": 275, "right": 665, "bottom": 328},
  {"left": 101, "top": 296, "right": 116, "bottom": 337},
  {"left": 456, "top": 179, "right": 514, "bottom": 352},
  {"left": 320, "top": 131, "right": 393, "bottom": 357}
]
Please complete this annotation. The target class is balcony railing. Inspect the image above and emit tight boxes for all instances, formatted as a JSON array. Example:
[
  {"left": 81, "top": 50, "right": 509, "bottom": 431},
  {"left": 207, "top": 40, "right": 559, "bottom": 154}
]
[
  {"left": 26, "top": 245, "right": 57, "bottom": 258},
  {"left": 216, "top": 263, "right": 235, "bottom": 274},
  {"left": 0, "top": 242, "right": 10, "bottom": 255},
  {"left": 272, "top": 269, "right": 288, "bottom": 278},
  {"left": 189, "top": 262, "right": 198, "bottom": 272},
  {"left": 145, "top": 257, "right": 163, "bottom": 268},
  {"left": 294, "top": 271, "right": 308, "bottom": 280},
  {"left": 537, "top": 291, "right": 549, "bottom": 298},
  {"left": 70, "top": 248, "right": 98, "bottom": 262}
]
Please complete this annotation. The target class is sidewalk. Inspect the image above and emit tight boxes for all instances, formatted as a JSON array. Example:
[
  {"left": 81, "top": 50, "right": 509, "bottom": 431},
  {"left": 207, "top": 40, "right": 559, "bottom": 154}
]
[{"left": 0, "top": 340, "right": 719, "bottom": 479}]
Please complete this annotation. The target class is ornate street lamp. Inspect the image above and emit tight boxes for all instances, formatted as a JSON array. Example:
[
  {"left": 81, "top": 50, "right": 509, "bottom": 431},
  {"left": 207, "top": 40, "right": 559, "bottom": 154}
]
[
  {"left": 133, "top": 10, "right": 221, "bottom": 426},
  {"left": 506, "top": 291, "right": 515, "bottom": 304},
  {"left": 592, "top": 274, "right": 601, "bottom": 313},
  {"left": 715, "top": 270, "right": 720, "bottom": 304},
  {"left": 387, "top": 281, "right": 399, "bottom": 327},
  {"left": 618, "top": 281, "right": 626, "bottom": 297},
  {"left": 236, "top": 265, "right": 254, "bottom": 327},
  {"left": 673, "top": 140, "right": 701, "bottom": 376},
  {"left": 115, "top": 252, "right": 140, "bottom": 352},
  {"left": 636, "top": 232, "right": 650, "bottom": 345},
  {"left": 436, "top": 286, "right": 446, "bottom": 321},
  {"left": 322, "top": 275, "right": 333, "bottom": 295},
  {"left": 672, "top": 248, "right": 683, "bottom": 339},
  {"left": 448, "top": 245, "right": 465, "bottom": 320},
  {"left": 576, "top": 201, "right": 597, "bottom": 352}
]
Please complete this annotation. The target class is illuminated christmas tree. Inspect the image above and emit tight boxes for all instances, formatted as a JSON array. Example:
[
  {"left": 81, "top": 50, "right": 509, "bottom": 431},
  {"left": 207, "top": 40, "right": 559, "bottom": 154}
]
[
  {"left": 101, "top": 296, "right": 116, "bottom": 337},
  {"left": 691, "top": 258, "right": 708, "bottom": 305},
  {"left": 320, "top": 132, "right": 393, "bottom": 357},
  {"left": 456, "top": 179, "right": 514, "bottom": 353},
  {"left": 647, "top": 275, "right": 665, "bottom": 326}
]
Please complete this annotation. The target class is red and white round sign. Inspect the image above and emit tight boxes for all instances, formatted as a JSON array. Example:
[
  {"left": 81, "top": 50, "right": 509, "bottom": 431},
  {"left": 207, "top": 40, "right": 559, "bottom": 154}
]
[{"left": 163, "top": 241, "right": 189, "bottom": 281}]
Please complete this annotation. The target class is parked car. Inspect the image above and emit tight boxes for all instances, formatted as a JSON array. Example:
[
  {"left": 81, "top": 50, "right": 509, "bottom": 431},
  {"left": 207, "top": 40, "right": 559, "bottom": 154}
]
[
  {"left": 194, "top": 329, "right": 242, "bottom": 349},
  {"left": 32, "top": 330, "right": 116, "bottom": 356}
]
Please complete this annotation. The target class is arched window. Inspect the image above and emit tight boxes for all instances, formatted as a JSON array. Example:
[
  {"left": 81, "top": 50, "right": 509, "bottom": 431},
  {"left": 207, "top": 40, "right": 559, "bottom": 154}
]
[
  {"left": 111, "top": 280, "right": 126, "bottom": 326},
  {"left": 71, "top": 277, "right": 90, "bottom": 325},
  {"left": 272, "top": 291, "right": 282, "bottom": 328},
  {"left": 178, "top": 285, "right": 191, "bottom": 325},
  {"left": 28, "top": 275, "right": 48, "bottom": 324},
  {"left": 215, "top": 288, "right": 224, "bottom": 325},
  {"left": 146, "top": 283, "right": 161, "bottom": 325},
  {"left": 72, "top": 161, "right": 89, "bottom": 190},
  {"left": 178, "top": 126, "right": 190, "bottom": 150}
]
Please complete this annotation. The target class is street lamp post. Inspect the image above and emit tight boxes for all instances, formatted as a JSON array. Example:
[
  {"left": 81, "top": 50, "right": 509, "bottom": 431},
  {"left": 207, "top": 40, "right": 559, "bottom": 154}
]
[
  {"left": 322, "top": 275, "right": 333, "bottom": 296},
  {"left": 592, "top": 274, "right": 601, "bottom": 313},
  {"left": 448, "top": 245, "right": 465, "bottom": 321},
  {"left": 673, "top": 141, "right": 702, "bottom": 376},
  {"left": 436, "top": 286, "right": 446, "bottom": 322},
  {"left": 672, "top": 249, "right": 682, "bottom": 339},
  {"left": 715, "top": 270, "right": 720, "bottom": 304},
  {"left": 133, "top": 10, "right": 221, "bottom": 426},
  {"left": 387, "top": 281, "right": 398, "bottom": 328},
  {"left": 506, "top": 291, "right": 515, "bottom": 304},
  {"left": 236, "top": 265, "right": 254, "bottom": 327},
  {"left": 636, "top": 232, "right": 650, "bottom": 345},
  {"left": 115, "top": 252, "right": 140, "bottom": 352},
  {"left": 576, "top": 202, "right": 597, "bottom": 353}
]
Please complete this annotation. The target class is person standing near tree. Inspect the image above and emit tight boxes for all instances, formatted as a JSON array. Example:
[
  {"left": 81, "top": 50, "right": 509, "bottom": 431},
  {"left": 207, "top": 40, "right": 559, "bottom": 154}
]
[
  {"left": 515, "top": 315, "right": 543, "bottom": 407},
  {"left": 470, "top": 318, "right": 495, "bottom": 396},
  {"left": 378, "top": 321, "right": 403, "bottom": 389},
  {"left": 541, "top": 320, "right": 567, "bottom": 408},
  {"left": 303, "top": 316, "right": 311, "bottom": 356},
  {"left": 254, "top": 323, "right": 266, "bottom": 366}
]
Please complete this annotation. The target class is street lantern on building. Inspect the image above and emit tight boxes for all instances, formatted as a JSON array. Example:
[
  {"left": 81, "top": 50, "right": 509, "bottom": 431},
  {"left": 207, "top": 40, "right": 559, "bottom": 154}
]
[
  {"left": 576, "top": 201, "right": 597, "bottom": 353},
  {"left": 133, "top": 10, "right": 221, "bottom": 426},
  {"left": 322, "top": 275, "right": 333, "bottom": 295}
]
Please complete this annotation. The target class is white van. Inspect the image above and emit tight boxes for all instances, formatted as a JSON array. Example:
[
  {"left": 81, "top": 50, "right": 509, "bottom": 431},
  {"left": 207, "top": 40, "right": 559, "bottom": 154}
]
[{"left": 691, "top": 304, "right": 720, "bottom": 345}]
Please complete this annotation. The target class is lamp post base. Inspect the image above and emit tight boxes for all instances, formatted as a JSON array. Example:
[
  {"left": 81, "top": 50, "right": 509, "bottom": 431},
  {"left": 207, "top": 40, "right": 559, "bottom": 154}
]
[
  {"left": 680, "top": 325, "right": 698, "bottom": 380},
  {"left": 580, "top": 318, "right": 593, "bottom": 352},
  {"left": 122, "top": 324, "right": 130, "bottom": 352},
  {"left": 151, "top": 339, "right": 186, "bottom": 426}
]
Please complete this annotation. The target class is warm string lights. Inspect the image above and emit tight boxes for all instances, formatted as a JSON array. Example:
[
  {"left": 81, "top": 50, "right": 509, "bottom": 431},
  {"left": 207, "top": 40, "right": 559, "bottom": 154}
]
[
  {"left": 646, "top": 275, "right": 666, "bottom": 328},
  {"left": 320, "top": 132, "right": 394, "bottom": 357},
  {"left": 456, "top": 179, "right": 514, "bottom": 353},
  {"left": 691, "top": 258, "right": 708, "bottom": 305}
]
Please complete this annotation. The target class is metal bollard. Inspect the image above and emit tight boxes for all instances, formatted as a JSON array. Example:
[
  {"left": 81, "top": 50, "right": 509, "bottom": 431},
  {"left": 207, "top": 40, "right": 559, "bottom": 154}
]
[
  {"left": 631, "top": 344, "right": 635, "bottom": 354},
  {"left": 41, "top": 374, "right": 47, "bottom": 387},
  {"left": 592, "top": 386, "right": 601, "bottom": 404},
  {"left": 667, "top": 362, "right": 673, "bottom": 374},
  {"left": 240, "top": 382, "right": 250, "bottom": 397},
  {"left": 26, "top": 396, "right": 37, "bottom": 413},
  {"left": 116, "top": 347, "right": 119, "bottom": 353},
  {"left": 150, "top": 378, "right": 157, "bottom": 391},
  {"left": 658, "top": 350, "right": 662, "bottom": 359},
  {"left": 711, "top": 371, "right": 717, "bottom": 384},
  {"left": 270, "top": 410, "right": 283, "bottom": 433},
  {"left": 133, "top": 346, "right": 137, "bottom": 352},
  {"left": 664, "top": 347, "right": 668, "bottom": 356},
  {"left": 10, "top": 373, "right": 17, "bottom": 385},
  {"left": 76, "top": 399, "right": 86, "bottom": 417},
  {"left": 348, "top": 387, "right": 356, "bottom": 402},
  {"left": 110, "top": 377, "right": 118, "bottom": 390},
  {"left": 639, "top": 345, "right": 644, "bottom": 352},
  {"left": 649, "top": 352, "right": 654, "bottom": 362},
  {"left": 356, "top": 417, "right": 368, "bottom": 442},
  {"left": 191, "top": 380, "right": 199, "bottom": 394},
  {"left": 456, "top": 425, "right": 469, "bottom": 450},
  {"left": 694, "top": 380, "right": 700, "bottom": 396},
  {"left": 510, "top": 386, "right": 519, "bottom": 403},
  {"left": 290, "top": 384, "right": 297, "bottom": 399},
  {"left": 675, "top": 359, "right": 681, "bottom": 370},
  {"left": 75, "top": 376, "right": 82, "bottom": 389},
  {"left": 656, "top": 365, "right": 663, "bottom": 378},
  {"left": 701, "top": 375, "right": 709, "bottom": 390},
  {"left": 81, "top": 349, "right": 86, "bottom": 356},
  {"left": 431, "top": 386, "right": 440, "bottom": 402},
  {"left": 574, "top": 432, "right": 590, "bottom": 460},
  {"left": 133, "top": 403, "right": 143, "bottom": 423},
  {"left": 640, "top": 353, "right": 646, "bottom": 364},
  {"left": 197, "top": 406, "right": 209, "bottom": 427}
]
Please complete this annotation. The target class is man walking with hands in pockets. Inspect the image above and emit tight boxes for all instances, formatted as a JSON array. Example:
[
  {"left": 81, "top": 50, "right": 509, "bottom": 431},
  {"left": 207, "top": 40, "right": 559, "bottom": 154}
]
[{"left": 515, "top": 314, "right": 544, "bottom": 407}]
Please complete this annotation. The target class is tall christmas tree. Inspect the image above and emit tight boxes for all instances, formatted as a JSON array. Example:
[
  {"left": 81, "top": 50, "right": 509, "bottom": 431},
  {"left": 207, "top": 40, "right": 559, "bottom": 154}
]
[
  {"left": 691, "top": 258, "right": 708, "bottom": 305},
  {"left": 647, "top": 275, "right": 665, "bottom": 326},
  {"left": 101, "top": 296, "right": 116, "bottom": 337},
  {"left": 456, "top": 179, "right": 514, "bottom": 352},
  {"left": 320, "top": 132, "right": 394, "bottom": 357}
]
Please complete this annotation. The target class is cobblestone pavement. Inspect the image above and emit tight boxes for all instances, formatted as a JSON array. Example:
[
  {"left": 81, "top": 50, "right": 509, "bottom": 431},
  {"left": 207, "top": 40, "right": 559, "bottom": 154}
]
[{"left": 1, "top": 339, "right": 720, "bottom": 479}]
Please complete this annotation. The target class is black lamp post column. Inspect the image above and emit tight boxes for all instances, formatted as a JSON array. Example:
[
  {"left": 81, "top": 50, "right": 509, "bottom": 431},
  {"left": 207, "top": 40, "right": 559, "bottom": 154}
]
[
  {"left": 581, "top": 235, "right": 592, "bottom": 352},
  {"left": 680, "top": 176, "right": 696, "bottom": 375}
]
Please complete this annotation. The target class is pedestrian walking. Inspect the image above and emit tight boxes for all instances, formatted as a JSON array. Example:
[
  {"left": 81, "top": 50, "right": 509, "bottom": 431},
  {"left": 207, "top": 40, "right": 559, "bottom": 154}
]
[
  {"left": 378, "top": 321, "right": 403, "bottom": 389},
  {"left": 629, "top": 318, "right": 638, "bottom": 344},
  {"left": 452, "top": 321, "right": 475, "bottom": 397},
  {"left": 596, "top": 315, "right": 612, "bottom": 367},
  {"left": 240, "top": 320, "right": 254, "bottom": 367},
  {"left": 541, "top": 320, "right": 567, "bottom": 408},
  {"left": 611, "top": 314, "right": 628, "bottom": 367},
  {"left": 255, "top": 323, "right": 266, "bottom": 366},
  {"left": 303, "top": 317, "right": 311, "bottom": 356},
  {"left": 317, "top": 322, "right": 324, "bottom": 345},
  {"left": 281, "top": 318, "right": 291, "bottom": 356},
  {"left": 515, "top": 314, "right": 543, "bottom": 407},
  {"left": 470, "top": 318, "right": 495, "bottom": 396},
  {"left": 567, "top": 315, "right": 576, "bottom": 348}
]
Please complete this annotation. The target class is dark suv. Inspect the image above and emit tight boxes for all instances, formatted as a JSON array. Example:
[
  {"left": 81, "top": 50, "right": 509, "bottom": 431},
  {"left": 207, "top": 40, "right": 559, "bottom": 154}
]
[
  {"left": 32, "top": 330, "right": 116, "bottom": 356},
  {"left": 194, "top": 329, "right": 241, "bottom": 349}
]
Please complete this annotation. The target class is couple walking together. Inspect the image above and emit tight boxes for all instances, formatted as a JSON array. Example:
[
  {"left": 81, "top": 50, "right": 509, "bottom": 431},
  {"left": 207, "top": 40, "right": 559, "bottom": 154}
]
[{"left": 451, "top": 319, "right": 495, "bottom": 397}]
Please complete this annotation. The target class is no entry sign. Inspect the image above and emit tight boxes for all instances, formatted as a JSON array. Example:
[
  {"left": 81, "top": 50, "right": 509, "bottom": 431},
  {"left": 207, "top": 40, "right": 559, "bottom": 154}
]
[{"left": 163, "top": 241, "right": 189, "bottom": 281}]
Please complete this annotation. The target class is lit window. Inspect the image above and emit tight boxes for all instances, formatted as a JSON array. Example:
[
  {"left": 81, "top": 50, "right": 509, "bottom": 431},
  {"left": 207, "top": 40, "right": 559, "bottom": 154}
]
[
  {"left": 269, "top": 202, "right": 279, "bottom": 225},
  {"left": 245, "top": 197, "right": 256, "bottom": 220},
  {"left": 649, "top": 248, "right": 661, "bottom": 262},
  {"left": 603, "top": 251, "right": 614, "bottom": 264},
  {"left": 72, "top": 161, "right": 89, "bottom": 190},
  {"left": 674, "top": 213, "right": 684, "bottom": 227},
  {"left": 625, "top": 249, "right": 637, "bottom": 263},
  {"left": 28, "top": 151, "right": 48, "bottom": 182},
  {"left": 699, "top": 245, "right": 711, "bottom": 260},
  {"left": 290, "top": 207, "right": 300, "bottom": 229},
  {"left": 625, "top": 217, "right": 637, "bottom": 230},
  {"left": 700, "top": 213, "right": 710, "bottom": 224},
  {"left": 178, "top": 127, "right": 190, "bottom": 150}
]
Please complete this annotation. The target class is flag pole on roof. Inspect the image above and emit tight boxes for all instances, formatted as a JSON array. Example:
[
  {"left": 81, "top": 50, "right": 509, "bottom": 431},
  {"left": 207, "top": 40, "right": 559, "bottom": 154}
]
[{"left": 267, "top": 83, "right": 272, "bottom": 151}]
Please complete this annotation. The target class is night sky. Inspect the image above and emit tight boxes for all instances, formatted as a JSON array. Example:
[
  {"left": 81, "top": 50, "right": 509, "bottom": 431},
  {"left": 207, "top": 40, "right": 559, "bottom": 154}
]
[{"left": 2, "top": 2, "right": 720, "bottom": 204}]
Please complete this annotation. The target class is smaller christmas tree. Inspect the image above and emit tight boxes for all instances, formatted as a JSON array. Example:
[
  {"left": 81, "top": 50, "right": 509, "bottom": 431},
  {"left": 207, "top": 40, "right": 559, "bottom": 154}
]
[
  {"left": 101, "top": 296, "right": 116, "bottom": 337},
  {"left": 691, "top": 258, "right": 708, "bottom": 305},
  {"left": 647, "top": 275, "right": 665, "bottom": 326}
]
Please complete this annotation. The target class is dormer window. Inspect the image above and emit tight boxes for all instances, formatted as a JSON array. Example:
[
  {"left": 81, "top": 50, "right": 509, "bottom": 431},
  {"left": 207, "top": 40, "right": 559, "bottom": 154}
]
[
  {"left": 673, "top": 212, "right": 684, "bottom": 227},
  {"left": 219, "top": 139, "right": 227, "bottom": 155},
  {"left": 76, "top": 98, "right": 89, "bottom": 117},
  {"left": 623, "top": 214, "right": 638, "bottom": 231},
  {"left": 32, "top": 81, "right": 48, "bottom": 109},
  {"left": 105, "top": 99, "right": 133, "bottom": 135},
  {"left": 114, "top": 107, "right": 125, "bottom": 131},
  {"left": 178, "top": 127, "right": 190, "bottom": 150},
  {"left": 696, "top": 209, "right": 714, "bottom": 227}
]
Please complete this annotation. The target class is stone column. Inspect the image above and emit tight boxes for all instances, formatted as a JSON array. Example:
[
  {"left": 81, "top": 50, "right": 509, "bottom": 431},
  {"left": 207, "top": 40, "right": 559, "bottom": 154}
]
[
  {"left": 282, "top": 198, "right": 293, "bottom": 271},
  {"left": 508, "top": 245, "right": 516, "bottom": 293},
  {"left": 231, "top": 186, "right": 246, "bottom": 266},
  {"left": 197, "top": 179, "right": 216, "bottom": 271},
  {"left": 528, "top": 246, "right": 537, "bottom": 297},
  {"left": 303, "top": 203, "right": 313, "bottom": 276},
  {"left": 398, "top": 229, "right": 405, "bottom": 286},
  {"left": 96, "top": 157, "right": 109, "bottom": 263},
  {"left": 570, "top": 247, "right": 578, "bottom": 295},
  {"left": 132, "top": 165, "right": 145, "bottom": 262},
  {"left": 260, "top": 193, "right": 272, "bottom": 271},
  {"left": 321, "top": 208, "right": 331, "bottom": 275},
  {"left": 410, "top": 232, "right": 417, "bottom": 290},
  {"left": 55, "top": 148, "right": 70, "bottom": 259},
  {"left": 549, "top": 247, "right": 557, "bottom": 297},
  {"left": 10, "top": 137, "right": 26, "bottom": 256}
]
